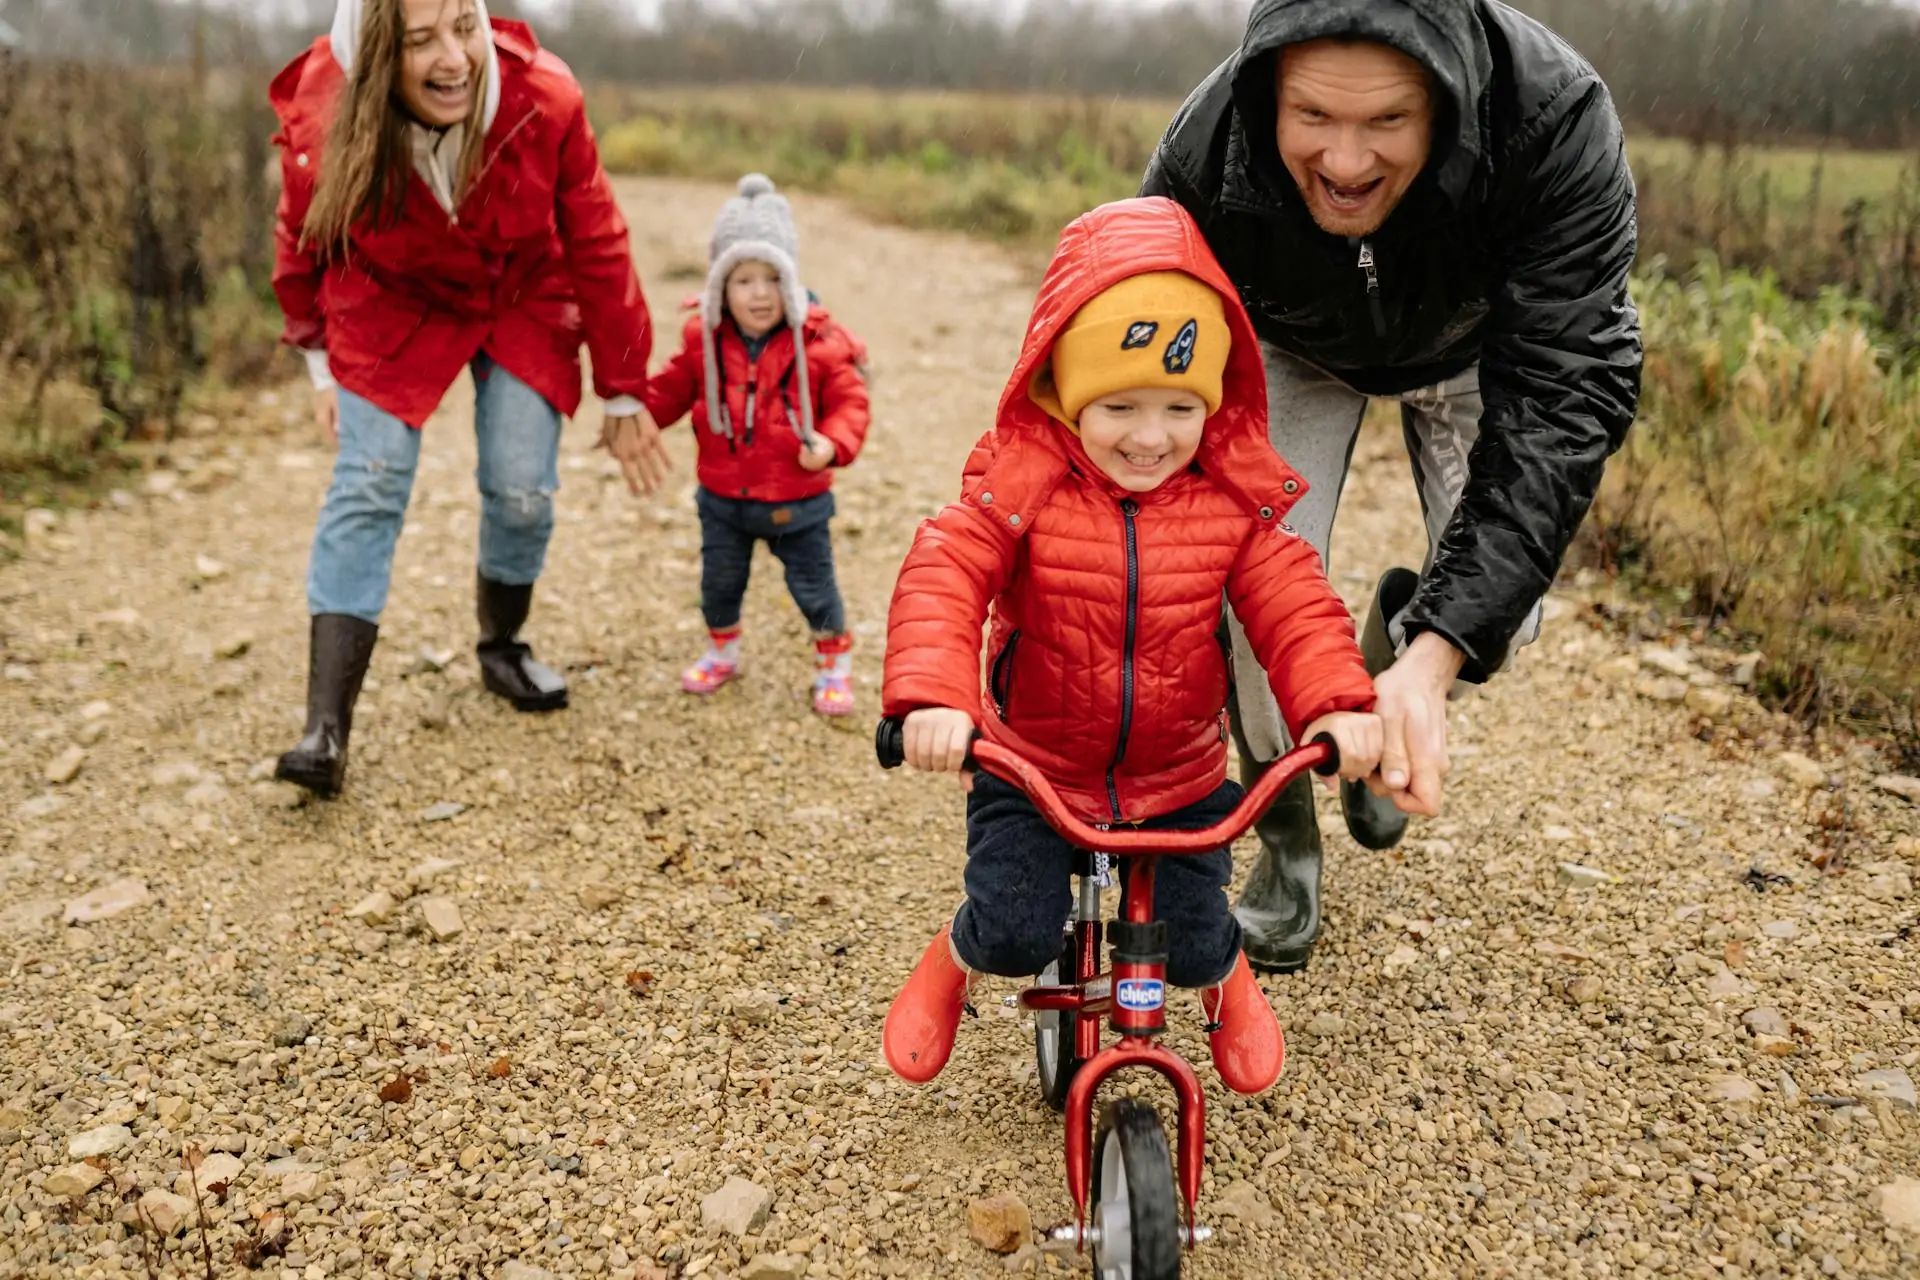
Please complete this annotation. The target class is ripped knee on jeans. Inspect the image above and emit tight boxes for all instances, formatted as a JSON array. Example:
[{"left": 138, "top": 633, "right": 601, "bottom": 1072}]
[{"left": 486, "top": 485, "right": 555, "bottom": 531}]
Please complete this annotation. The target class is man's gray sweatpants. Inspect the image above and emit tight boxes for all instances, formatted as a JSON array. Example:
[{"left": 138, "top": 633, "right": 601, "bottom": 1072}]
[{"left": 1229, "top": 344, "right": 1543, "bottom": 762}]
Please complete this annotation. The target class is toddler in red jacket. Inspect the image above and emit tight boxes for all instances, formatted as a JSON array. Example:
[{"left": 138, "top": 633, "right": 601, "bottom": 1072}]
[
  {"left": 879, "top": 197, "right": 1383, "bottom": 1094},
  {"left": 644, "top": 175, "right": 871, "bottom": 716}
]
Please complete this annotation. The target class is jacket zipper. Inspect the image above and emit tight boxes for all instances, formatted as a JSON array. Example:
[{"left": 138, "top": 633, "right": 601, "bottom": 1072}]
[
  {"left": 779, "top": 363, "right": 800, "bottom": 443},
  {"left": 1105, "top": 499, "right": 1140, "bottom": 822},
  {"left": 989, "top": 629, "right": 1021, "bottom": 718},
  {"left": 741, "top": 329, "right": 771, "bottom": 447},
  {"left": 713, "top": 347, "right": 737, "bottom": 453},
  {"left": 1356, "top": 238, "right": 1386, "bottom": 338}
]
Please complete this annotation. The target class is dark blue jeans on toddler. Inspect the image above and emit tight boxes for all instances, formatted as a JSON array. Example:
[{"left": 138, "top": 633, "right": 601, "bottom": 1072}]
[
  {"left": 951, "top": 772, "right": 1244, "bottom": 989},
  {"left": 696, "top": 487, "right": 845, "bottom": 635}
]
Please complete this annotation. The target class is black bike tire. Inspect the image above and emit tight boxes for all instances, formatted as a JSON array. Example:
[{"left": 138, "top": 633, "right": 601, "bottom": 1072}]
[
  {"left": 1089, "top": 1097, "right": 1182, "bottom": 1280},
  {"left": 1034, "top": 940, "right": 1082, "bottom": 1112}
]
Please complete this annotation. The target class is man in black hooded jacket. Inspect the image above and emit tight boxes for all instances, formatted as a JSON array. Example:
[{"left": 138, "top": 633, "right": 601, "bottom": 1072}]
[{"left": 1142, "top": 0, "right": 1641, "bottom": 973}]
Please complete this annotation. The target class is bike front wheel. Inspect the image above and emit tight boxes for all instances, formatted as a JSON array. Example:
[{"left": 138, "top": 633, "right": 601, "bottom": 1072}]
[{"left": 1088, "top": 1097, "right": 1182, "bottom": 1280}]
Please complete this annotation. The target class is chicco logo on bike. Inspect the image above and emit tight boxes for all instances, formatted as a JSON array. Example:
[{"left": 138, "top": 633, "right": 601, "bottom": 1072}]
[{"left": 1115, "top": 979, "right": 1165, "bottom": 1012}]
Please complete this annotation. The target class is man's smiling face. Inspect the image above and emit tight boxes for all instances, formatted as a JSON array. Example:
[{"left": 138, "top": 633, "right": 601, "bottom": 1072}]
[{"left": 1274, "top": 39, "right": 1435, "bottom": 237}]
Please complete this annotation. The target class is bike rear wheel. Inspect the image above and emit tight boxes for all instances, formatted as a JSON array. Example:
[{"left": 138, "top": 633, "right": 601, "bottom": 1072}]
[{"left": 1034, "top": 937, "right": 1082, "bottom": 1112}]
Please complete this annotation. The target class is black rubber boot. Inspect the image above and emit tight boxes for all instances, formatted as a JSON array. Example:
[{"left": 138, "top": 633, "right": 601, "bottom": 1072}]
[
  {"left": 275, "top": 614, "right": 378, "bottom": 798},
  {"left": 1232, "top": 763, "right": 1324, "bottom": 974},
  {"left": 1227, "top": 668, "right": 1325, "bottom": 974},
  {"left": 1340, "top": 567, "right": 1421, "bottom": 851},
  {"left": 476, "top": 574, "right": 568, "bottom": 712}
]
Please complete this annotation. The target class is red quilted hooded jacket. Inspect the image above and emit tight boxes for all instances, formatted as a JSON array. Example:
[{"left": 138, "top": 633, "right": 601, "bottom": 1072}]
[
  {"left": 881, "top": 197, "right": 1376, "bottom": 824},
  {"left": 269, "top": 20, "right": 652, "bottom": 428},
  {"left": 644, "top": 306, "right": 871, "bottom": 503}
]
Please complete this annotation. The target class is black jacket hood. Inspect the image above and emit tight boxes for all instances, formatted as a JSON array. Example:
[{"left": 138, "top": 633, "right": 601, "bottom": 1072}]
[{"left": 1229, "top": 0, "right": 1493, "bottom": 208}]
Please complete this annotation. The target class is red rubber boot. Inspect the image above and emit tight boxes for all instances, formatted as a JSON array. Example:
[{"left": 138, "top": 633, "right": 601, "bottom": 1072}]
[
  {"left": 1201, "top": 952, "right": 1286, "bottom": 1095},
  {"left": 882, "top": 924, "right": 974, "bottom": 1084}
]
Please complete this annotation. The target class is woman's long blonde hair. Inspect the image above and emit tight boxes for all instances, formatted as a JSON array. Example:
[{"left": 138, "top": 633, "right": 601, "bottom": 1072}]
[{"left": 301, "top": 0, "right": 489, "bottom": 252}]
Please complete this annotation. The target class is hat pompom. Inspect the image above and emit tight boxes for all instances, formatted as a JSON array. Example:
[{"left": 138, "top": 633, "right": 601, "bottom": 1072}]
[{"left": 737, "top": 173, "right": 776, "bottom": 198}]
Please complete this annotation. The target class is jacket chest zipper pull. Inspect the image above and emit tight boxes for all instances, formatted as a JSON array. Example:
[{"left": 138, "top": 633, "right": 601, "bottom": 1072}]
[
  {"left": 1357, "top": 239, "right": 1386, "bottom": 339},
  {"left": 744, "top": 380, "right": 757, "bottom": 444}
]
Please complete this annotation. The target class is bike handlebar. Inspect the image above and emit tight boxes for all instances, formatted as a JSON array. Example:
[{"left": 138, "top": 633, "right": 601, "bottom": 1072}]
[{"left": 874, "top": 716, "right": 1341, "bottom": 855}]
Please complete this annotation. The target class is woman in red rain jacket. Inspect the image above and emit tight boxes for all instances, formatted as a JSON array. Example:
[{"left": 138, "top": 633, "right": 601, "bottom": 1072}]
[
  {"left": 267, "top": 0, "right": 667, "bottom": 797},
  {"left": 879, "top": 197, "right": 1381, "bottom": 1097}
]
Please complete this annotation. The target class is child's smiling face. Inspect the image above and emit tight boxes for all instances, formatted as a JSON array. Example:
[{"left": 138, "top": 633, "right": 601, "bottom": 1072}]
[
  {"left": 1076, "top": 387, "right": 1207, "bottom": 492},
  {"left": 725, "top": 260, "right": 785, "bottom": 339}
]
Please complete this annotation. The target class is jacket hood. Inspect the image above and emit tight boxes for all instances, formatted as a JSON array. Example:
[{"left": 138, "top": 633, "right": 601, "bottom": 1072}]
[
  {"left": 1229, "top": 0, "right": 1490, "bottom": 209},
  {"left": 330, "top": 0, "right": 501, "bottom": 131},
  {"left": 998, "top": 197, "right": 1297, "bottom": 520}
]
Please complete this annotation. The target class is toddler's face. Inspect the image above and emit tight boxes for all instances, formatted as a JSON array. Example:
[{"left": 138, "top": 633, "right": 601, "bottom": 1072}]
[
  {"left": 725, "top": 261, "right": 785, "bottom": 339},
  {"left": 1077, "top": 388, "right": 1207, "bottom": 492}
]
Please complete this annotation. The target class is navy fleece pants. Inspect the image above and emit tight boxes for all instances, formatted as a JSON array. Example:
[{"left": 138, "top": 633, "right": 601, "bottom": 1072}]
[{"left": 950, "top": 773, "right": 1244, "bottom": 989}]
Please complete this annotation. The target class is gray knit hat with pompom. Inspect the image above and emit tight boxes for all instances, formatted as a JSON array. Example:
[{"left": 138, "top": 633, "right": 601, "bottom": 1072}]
[{"left": 701, "top": 174, "right": 814, "bottom": 445}]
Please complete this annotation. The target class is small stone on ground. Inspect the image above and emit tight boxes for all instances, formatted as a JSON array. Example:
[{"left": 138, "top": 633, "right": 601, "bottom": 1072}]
[
  {"left": 135, "top": 1189, "right": 195, "bottom": 1236},
  {"left": 1214, "top": 1180, "right": 1277, "bottom": 1229},
  {"left": 419, "top": 897, "right": 464, "bottom": 940},
  {"left": 701, "top": 1176, "right": 774, "bottom": 1237},
  {"left": 1777, "top": 751, "right": 1827, "bottom": 789},
  {"left": 969, "top": 1193, "right": 1032, "bottom": 1254},
  {"left": 44, "top": 1163, "right": 106, "bottom": 1198},
  {"left": 1874, "top": 774, "right": 1920, "bottom": 803},
  {"left": 67, "top": 1123, "right": 131, "bottom": 1158},
  {"left": 740, "top": 1255, "right": 807, "bottom": 1280},
  {"left": 63, "top": 878, "right": 151, "bottom": 924},
  {"left": 44, "top": 746, "right": 85, "bottom": 785}
]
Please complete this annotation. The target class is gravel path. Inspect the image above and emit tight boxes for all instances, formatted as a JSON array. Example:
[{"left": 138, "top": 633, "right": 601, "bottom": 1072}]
[{"left": 2, "top": 177, "right": 1917, "bottom": 1280}]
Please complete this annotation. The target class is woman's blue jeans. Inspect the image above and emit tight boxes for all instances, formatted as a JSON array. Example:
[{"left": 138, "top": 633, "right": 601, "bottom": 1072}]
[{"left": 306, "top": 356, "right": 562, "bottom": 622}]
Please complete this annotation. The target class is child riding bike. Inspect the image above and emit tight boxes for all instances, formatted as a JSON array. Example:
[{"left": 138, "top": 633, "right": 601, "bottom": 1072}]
[{"left": 879, "top": 197, "right": 1383, "bottom": 1095}]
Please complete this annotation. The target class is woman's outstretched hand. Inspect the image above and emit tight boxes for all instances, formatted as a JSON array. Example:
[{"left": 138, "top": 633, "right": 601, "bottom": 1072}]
[{"left": 598, "top": 411, "right": 671, "bottom": 496}]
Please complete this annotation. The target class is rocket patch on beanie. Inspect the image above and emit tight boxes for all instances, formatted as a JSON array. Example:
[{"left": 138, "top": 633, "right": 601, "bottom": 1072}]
[
  {"left": 1162, "top": 319, "right": 1198, "bottom": 374},
  {"left": 1033, "top": 272, "right": 1230, "bottom": 427}
]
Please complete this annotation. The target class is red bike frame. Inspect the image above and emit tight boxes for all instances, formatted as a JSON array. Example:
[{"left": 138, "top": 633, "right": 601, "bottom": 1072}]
[{"left": 968, "top": 737, "right": 1337, "bottom": 1248}]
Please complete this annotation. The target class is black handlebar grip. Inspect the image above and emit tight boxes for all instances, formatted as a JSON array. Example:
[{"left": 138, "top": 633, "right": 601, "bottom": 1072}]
[
  {"left": 875, "top": 717, "right": 907, "bottom": 769},
  {"left": 877, "top": 716, "right": 983, "bottom": 771},
  {"left": 1309, "top": 732, "right": 1341, "bottom": 778}
]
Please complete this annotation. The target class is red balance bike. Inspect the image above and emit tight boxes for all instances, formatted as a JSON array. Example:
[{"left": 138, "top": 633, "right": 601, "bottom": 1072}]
[{"left": 876, "top": 718, "right": 1338, "bottom": 1279}]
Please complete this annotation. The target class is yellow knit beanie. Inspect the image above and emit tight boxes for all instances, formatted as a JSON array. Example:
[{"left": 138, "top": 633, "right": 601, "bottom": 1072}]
[{"left": 1033, "top": 272, "right": 1231, "bottom": 427}]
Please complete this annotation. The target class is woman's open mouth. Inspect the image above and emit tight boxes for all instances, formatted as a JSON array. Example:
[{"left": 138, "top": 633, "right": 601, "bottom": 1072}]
[{"left": 424, "top": 76, "right": 471, "bottom": 111}]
